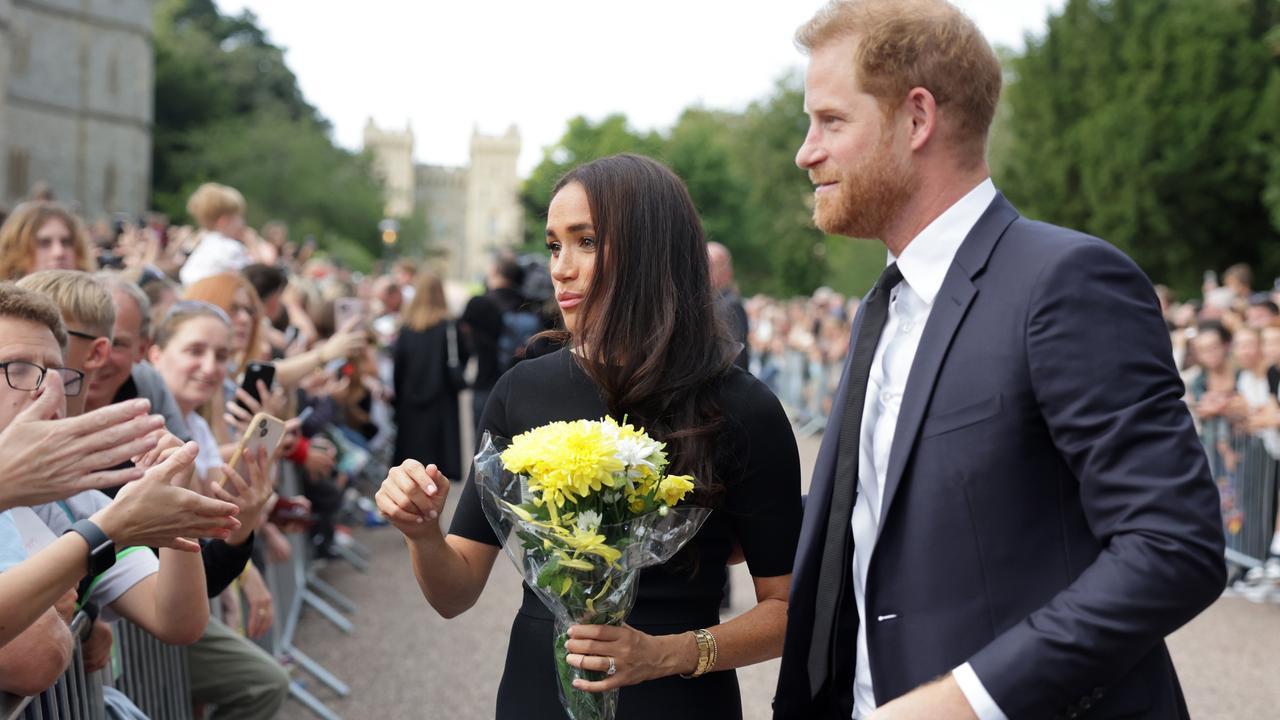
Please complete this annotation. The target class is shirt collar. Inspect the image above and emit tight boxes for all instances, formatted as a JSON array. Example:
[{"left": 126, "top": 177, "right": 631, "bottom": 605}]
[{"left": 888, "top": 178, "right": 996, "bottom": 307}]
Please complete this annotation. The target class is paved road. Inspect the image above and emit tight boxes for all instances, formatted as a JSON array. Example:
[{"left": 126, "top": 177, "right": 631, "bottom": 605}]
[{"left": 282, "top": 428, "right": 1280, "bottom": 720}]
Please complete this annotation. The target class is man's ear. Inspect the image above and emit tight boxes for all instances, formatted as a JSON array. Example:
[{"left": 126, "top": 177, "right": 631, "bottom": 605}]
[
  {"left": 85, "top": 338, "right": 112, "bottom": 372},
  {"left": 905, "top": 86, "right": 938, "bottom": 152}
]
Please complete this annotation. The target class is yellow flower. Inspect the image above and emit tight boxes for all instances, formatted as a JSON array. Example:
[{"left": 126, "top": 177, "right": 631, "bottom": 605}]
[
  {"left": 561, "top": 525, "right": 622, "bottom": 565},
  {"left": 503, "top": 419, "right": 625, "bottom": 513},
  {"left": 655, "top": 474, "right": 696, "bottom": 506}
]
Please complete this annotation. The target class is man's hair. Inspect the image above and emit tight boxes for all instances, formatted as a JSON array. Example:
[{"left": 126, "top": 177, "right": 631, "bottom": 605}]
[
  {"left": 1224, "top": 263, "right": 1252, "bottom": 289},
  {"left": 0, "top": 282, "right": 68, "bottom": 351},
  {"left": 242, "top": 263, "right": 289, "bottom": 303},
  {"left": 95, "top": 272, "right": 152, "bottom": 340},
  {"left": 796, "top": 0, "right": 1002, "bottom": 166},
  {"left": 186, "top": 182, "right": 246, "bottom": 230},
  {"left": 16, "top": 270, "right": 115, "bottom": 341},
  {"left": 1197, "top": 320, "right": 1231, "bottom": 345},
  {"left": 491, "top": 253, "right": 525, "bottom": 287}
]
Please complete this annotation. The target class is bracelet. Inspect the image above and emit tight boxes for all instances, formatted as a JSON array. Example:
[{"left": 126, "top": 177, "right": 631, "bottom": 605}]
[{"left": 679, "top": 628, "right": 719, "bottom": 678}]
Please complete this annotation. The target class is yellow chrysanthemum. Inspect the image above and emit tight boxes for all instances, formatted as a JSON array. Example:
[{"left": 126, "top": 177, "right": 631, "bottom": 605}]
[
  {"left": 561, "top": 526, "right": 622, "bottom": 565},
  {"left": 655, "top": 474, "right": 696, "bottom": 506},
  {"left": 503, "top": 420, "right": 625, "bottom": 515}
]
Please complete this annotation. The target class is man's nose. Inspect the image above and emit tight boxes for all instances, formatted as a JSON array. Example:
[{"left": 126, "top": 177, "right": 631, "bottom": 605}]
[{"left": 796, "top": 129, "right": 825, "bottom": 169}]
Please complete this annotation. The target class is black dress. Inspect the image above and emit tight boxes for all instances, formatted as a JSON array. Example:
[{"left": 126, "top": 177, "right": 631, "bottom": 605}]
[
  {"left": 392, "top": 321, "right": 466, "bottom": 479},
  {"left": 450, "top": 348, "right": 802, "bottom": 720}
]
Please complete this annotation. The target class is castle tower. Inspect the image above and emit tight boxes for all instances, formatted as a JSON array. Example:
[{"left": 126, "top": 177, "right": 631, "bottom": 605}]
[
  {"left": 463, "top": 124, "right": 522, "bottom": 281},
  {"left": 362, "top": 119, "right": 415, "bottom": 219}
]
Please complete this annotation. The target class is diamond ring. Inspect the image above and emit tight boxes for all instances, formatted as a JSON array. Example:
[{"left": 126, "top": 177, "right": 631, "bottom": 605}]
[{"left": 606, "top": 657, "right": 617, "bottom": 676}]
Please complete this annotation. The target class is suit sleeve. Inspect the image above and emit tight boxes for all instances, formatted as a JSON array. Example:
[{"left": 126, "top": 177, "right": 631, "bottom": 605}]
[{"left": 966, "top": 239, "right": 1225, "bottom": 718}]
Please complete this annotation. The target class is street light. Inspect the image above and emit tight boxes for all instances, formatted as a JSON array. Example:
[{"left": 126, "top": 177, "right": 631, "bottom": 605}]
[{"left": 379, "top": 218, "right": 400, "bottom": 247}]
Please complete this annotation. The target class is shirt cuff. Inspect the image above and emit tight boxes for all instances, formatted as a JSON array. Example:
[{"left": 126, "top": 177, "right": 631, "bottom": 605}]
[{"left": 952, "top": 662, "right": 1008, "bottom": 720}]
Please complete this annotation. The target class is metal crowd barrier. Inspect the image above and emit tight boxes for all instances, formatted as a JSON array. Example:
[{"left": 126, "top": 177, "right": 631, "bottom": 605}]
[
  {"left": 758, "top": 348, "right": 841, "bottom": 437},
  {"left": 112, "top": 620, "right": 191, "bottom": 719},
  {"left": 1200, "top": 418, "right": 1280, "bottom": 569},
  {"left": 0, "top": 614, "right": 190, "bottom": 720},
  {"left": 258, "top": 459, "right": 360, "bottom": 720}
]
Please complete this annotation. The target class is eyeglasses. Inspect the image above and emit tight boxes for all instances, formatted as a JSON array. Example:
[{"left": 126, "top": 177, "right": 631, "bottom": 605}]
[{"left": 0, "top": 361, "right": 85, "bottom": 397}]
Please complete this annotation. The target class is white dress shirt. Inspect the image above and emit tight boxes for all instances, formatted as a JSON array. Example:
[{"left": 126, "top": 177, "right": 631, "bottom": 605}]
[{"left": 851, "top": 178, "right": 1007, "bottom": 720}]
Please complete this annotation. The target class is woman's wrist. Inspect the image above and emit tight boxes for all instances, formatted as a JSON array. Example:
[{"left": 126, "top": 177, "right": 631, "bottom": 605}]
[{"left": 663, "top": 631, "right": 701, "bottom": 677}]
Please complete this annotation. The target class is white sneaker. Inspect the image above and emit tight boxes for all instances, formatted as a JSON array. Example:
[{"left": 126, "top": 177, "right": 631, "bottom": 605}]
[{"left": 1264, "top": 558, "right": 1280, "bottom": 581}]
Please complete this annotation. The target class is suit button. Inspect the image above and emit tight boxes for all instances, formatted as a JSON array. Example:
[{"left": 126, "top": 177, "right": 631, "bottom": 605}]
[
  {"left": 1080, "top": 697, "right": 1092, "bottom": 710},
  {"left": 1067, "top": 711, "right": 1079, "bottom": 719},
  {"left": 1092, "top": 687, "right": 1104, "bottom": 700}
]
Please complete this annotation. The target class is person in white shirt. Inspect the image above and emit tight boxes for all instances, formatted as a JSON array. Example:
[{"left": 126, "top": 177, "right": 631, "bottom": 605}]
[
  {"left": 179, "top": 183, "right": 252, "bottom": 286},
  {"left": 775, "top": 2, "right": 1223, "bottom": 719}
]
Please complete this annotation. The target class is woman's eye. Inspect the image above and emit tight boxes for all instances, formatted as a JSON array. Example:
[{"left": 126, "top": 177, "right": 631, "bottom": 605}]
[
  {"left": 580, "top": 236, "right": 596, "bottom": 249},
  {"left": 546, "top": 242, "right": 561, "bottom": 255}
]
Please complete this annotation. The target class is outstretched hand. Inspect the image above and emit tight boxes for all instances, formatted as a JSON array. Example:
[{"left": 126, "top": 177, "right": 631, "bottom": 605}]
[
  {"left": 92, "top": 441, "right": 241, "bottom": 552},
  {"left": 0, "top": 379, "right": 164, "bottom": 509}
]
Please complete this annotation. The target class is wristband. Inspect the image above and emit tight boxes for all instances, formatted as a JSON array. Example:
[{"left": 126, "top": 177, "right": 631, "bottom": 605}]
[{"left": 64, "top": 519, "right": 116, "bottom": 578}]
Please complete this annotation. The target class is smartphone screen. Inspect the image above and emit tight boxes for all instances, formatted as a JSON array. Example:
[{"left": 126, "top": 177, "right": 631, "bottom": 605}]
[{"left": 237, "top": 362, "right": 276, "bottom": 411}]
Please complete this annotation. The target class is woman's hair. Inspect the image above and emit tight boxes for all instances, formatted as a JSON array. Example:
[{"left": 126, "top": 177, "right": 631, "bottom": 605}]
[
  {"left": 402, "top": 271, "right": 450, "bottom": 332},
  {"left": 186, "top": 183, "right": 246, "bottom": 231},
  {"left": 0, "top": 201, "right": 97, "bottom": 279},
  {"left": 182, "top": 272, "right": 263, "bottom": 374},
  {"left": 152, "top": 300, "right": 231, "bottom": 350},
  {"left": 551, "top": 154, "right": 733, "bottom": 500}
]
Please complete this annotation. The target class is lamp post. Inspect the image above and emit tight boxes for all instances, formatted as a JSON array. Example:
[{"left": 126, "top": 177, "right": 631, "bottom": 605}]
[{"left": 378, "top": 218, "right": 400, "bottom": 262}]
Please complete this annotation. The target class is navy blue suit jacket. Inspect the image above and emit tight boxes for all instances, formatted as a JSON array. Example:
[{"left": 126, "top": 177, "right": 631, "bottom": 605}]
[{"left": 773, "top": 194, "right": 1225, "bottom": 720}]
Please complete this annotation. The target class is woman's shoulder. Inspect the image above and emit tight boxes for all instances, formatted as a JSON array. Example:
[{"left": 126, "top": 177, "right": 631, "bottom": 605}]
[{"left": 714, "top": 365, "right": 785, "bottom": 416}]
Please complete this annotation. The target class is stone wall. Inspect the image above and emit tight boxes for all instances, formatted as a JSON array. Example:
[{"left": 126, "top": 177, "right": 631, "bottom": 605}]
[{"left": 1, "top": 0, "right": 153, "bottom": 218}]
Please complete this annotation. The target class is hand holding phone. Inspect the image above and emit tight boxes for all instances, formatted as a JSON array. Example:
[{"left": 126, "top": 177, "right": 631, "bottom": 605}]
[
  {"left": 223, "top": 413, "right": 287, "bottom": 492},
  {"left": 237, "top": 362, "right": 276, "bottom": 412}
]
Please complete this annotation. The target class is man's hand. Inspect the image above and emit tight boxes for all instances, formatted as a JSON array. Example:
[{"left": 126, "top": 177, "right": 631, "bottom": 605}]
[
  {"left": 82, "top": 620, "right": 114, "bottom": 673},
  {"left": 90, "top": 441, "right": 241, "bottom": 552},
  {"left": 869, "top": 675, "right": 979, "bottom": 720},
  {"left": 0, "top": 380, "right": 164, "bottom": 509},
  {"left": 53, "top": 588, "right": 77, "bottom": 625}
]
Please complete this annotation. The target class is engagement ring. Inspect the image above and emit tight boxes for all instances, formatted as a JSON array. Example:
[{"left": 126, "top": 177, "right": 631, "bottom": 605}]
[{"left": 606, "top": 657, "right": 617, "bottom": 676}]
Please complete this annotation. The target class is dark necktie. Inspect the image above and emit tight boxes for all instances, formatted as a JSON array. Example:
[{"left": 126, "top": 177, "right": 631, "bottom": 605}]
[{"left": 808, "top": 262, "right": 903, "bottom": 696}]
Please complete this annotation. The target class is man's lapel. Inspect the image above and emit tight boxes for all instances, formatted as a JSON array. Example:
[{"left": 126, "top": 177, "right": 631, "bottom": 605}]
[{"left": 875, "top": 194, "right": 1019, "bottom": 535}]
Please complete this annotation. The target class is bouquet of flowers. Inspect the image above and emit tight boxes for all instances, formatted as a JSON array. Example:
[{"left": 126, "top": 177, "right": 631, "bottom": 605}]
[{"left": 474, "top": 417, "right": 711, "bottom": 720}]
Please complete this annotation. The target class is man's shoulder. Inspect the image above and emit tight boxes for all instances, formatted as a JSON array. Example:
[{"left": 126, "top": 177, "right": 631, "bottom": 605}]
[{"left": 996, "top": 214, "right": 1139, "bottom": 279}]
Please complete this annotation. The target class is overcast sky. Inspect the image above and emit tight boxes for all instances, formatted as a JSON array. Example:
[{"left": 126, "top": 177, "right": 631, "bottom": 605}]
[{"left": 213, "top": 0, "right": 1065, "bottom": 175}]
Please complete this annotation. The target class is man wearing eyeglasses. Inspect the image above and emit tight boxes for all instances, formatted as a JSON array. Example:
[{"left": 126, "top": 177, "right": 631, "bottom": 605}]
[{"left": 0, "top": 281, "right": 241, "bottom": 696}]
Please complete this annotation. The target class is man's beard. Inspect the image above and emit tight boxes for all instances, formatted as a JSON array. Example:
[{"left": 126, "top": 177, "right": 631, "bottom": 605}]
[{"left": 812, "top": 138, "right": 914, "bottom": 240}]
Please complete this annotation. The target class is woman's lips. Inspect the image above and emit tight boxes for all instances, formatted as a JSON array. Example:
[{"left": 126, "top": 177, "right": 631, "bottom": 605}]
[{"left": 557, "top": 293, "right": 583, "bottom": 310}]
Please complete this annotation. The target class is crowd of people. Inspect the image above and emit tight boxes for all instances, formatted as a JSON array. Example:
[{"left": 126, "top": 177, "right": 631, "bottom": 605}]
[
  {"left": 745, "top": 262, "right": 1280, "bottom": 600},
  {"left": 0, "top": 177, "right": 530, "bottom": 717}
]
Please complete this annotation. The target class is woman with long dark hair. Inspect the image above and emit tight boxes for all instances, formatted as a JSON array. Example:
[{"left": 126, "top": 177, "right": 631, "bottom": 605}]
[{"left": 377, "top": 154, "right": 801, "bottom": 719}]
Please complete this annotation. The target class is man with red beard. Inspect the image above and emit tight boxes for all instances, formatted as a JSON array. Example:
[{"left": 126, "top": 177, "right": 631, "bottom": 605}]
[{"left": 774, "top": 2, "right": 1224, "bottom": 720}]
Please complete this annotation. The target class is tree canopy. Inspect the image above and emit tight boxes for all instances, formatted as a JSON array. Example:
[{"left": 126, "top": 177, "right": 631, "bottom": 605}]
[{"left": 152, "top": 0, "right": 385, "bottom": 267}]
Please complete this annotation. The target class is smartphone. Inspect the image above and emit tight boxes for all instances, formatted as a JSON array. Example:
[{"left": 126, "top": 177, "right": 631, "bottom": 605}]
[
  {"left": 334, "top": 298, "right": 365, "bottom": 330},
  {"left": 223, "top": 413, "right": 287, "bottom": 491},
  {"left": 237, "top": 361, "right": 276, "bottom": 411}
]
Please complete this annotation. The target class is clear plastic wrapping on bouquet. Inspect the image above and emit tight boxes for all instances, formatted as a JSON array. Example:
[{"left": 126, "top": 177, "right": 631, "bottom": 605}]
[{"left": 473, "top": 432, "right": 711, "bottom": 720}]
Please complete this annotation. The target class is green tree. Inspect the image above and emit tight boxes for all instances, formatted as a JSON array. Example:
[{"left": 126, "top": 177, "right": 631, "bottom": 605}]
[
  {"left": 519, "top": 115, "right": 663, "bottom": 249},
  {"left": 997, "top": 0, "right": 1280, "bottom": 295},
  {"left": 151, "top": 0, "right": 383, "bottom": 260}
]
